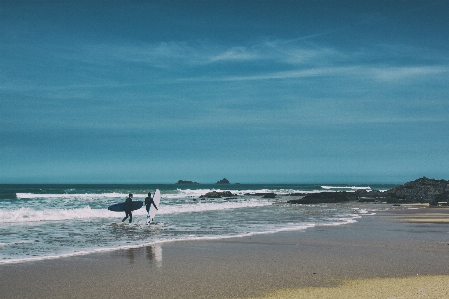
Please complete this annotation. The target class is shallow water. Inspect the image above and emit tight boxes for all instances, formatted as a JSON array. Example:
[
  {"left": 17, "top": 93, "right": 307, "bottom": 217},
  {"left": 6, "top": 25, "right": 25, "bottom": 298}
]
[{"left": 0, "top": 183, "right": 395, "bottom": 263}]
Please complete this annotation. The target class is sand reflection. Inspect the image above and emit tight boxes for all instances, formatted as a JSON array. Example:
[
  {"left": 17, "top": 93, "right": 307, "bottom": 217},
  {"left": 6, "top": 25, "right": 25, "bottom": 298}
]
[{"left": 146, "top": 244, "right": 162, "bottom": 268}]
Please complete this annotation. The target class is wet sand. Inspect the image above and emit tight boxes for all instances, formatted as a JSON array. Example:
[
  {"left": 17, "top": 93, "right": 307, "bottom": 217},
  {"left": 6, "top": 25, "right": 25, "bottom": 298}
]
[{"left": 1, "top": 205, "right": 448, "bottom": 298}]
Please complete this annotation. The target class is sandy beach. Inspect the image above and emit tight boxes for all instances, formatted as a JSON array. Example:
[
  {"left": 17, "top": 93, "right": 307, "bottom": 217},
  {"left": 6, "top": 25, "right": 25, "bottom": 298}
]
[{"left": 1, "top": 205, "right": 448, "bottom": 299}]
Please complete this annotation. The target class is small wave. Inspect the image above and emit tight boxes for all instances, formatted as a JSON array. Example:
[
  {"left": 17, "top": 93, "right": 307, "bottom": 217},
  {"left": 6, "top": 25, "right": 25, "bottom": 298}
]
[
  {"left": 0, "top": 206, "right": 111, "bottom": 223},
  {"left": 0, "top": 215, "right": 361, "bottom": 265},
  {"left": 321, "top": 186, "right": 371, "bottom": 191},
  {"left": 0, "top": 240, "right": 35, "bottom": 247},
  {"left": 16, "top": 193, "right": 126, "bottom": 199},
  {"left": 0, "top": 199, "right": 272, "bottom": 223},
  {"left": 15, "top": 187, "right": 329, "bottom": 201},
  {"left": 158, "top": 200, "right": 272, "bottom": 215}
]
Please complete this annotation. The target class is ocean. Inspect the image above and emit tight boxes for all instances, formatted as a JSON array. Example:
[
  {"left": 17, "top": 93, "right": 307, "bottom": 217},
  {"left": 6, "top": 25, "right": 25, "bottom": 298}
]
[{"left": 0, "top": 183, "right": 397, "bottom": 264}]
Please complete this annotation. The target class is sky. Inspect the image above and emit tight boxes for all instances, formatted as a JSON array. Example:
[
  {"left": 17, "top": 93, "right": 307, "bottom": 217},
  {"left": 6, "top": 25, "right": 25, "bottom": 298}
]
[{"left": 1, "top": 0, "right": 449, "bottom": 184}]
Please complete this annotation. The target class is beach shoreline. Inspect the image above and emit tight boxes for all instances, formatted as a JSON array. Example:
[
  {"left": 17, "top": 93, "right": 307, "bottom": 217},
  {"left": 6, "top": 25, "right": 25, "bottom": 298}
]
[{"left": 1, "top": 205, "right": 448, "bottom": 298}]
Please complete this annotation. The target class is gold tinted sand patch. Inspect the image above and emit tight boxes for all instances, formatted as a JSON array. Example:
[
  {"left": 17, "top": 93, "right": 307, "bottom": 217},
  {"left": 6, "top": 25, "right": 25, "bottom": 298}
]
[
  {"left": 236, "top": 276, "right": 449, "bottom": 299},
  {"left": 402, "top": 218, "right": 449, "bottom": 223},
  {"left": 398, "top": 211, "right": 449, "bottom": 223}
]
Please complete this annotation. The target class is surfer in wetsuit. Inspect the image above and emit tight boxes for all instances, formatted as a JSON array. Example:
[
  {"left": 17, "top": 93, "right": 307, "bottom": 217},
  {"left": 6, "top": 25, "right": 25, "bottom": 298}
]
[
  {"left": 122, "top": 193, "right": 133, "bottom": 223},
  {"left": 145, "top": 192, "right": 158, "bottom": 214}
]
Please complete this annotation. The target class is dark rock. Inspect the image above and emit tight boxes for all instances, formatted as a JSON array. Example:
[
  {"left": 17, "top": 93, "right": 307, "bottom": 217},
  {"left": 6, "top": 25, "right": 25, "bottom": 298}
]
[
  {"left": 250, "top": 192, "right": 276, "bottom": 197},
  {"left": 288, "top": 193, "right": 307, "bottom": 196},
  {"left": 355, "top": 189, "right": 386, "bottom": 202},
  {"left": 200, "top": 190, "right": 234, "bottom": 198},
  {"left": 262, "top": 193, "right": 276, "bottom": 198},
  {"left": 384, "top": 177, "right": 449, "bottom": 204},
  {"left": 200, "top": 191, "right": 221, "bottom": 198},
  {"left": 176, "top": 180, "right": 199, "bottom": 184},
  {"left": 287, "top": 191, "right": 357, "bottom": 204},
  {"left": 216, "top": 178, "right": 230, "bottom": 184},
  {"left": 287, "top": 177, "right": 449, "bottom": 205}
]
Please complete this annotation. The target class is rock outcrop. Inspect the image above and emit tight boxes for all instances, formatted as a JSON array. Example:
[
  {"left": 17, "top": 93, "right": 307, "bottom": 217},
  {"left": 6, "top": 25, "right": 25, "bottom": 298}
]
[
  {"left": 246, "top": 192, "right": 277, "bottom": 198},
  {"left": 176, "top": 180, "right": 199, "bottom": 184},
  {"left": 287, "top": 177, "right": 449, "bottom": 205},
  {"left": 383, "top": 177, "right": 449, "bottom": 205},
  {"left": 355, "top": 189, "right": 387, "bottom": 202},
  {"left": 200, "top": 191, "right": 234, "bottom": 198},
  {"left": 287, "top": 191, "right": 357, "bottom": 204},
  {"left": 216, "top": 178, "right": 230, "bottom": 184},
  {"left": 195, "top": 177, "right": 449, "bottom": 205}
]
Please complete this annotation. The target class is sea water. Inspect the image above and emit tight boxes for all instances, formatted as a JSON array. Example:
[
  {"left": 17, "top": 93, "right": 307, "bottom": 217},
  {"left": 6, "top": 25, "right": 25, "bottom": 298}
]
[{"left": 0, "top": 183, "right": 396, "bottom": 264}]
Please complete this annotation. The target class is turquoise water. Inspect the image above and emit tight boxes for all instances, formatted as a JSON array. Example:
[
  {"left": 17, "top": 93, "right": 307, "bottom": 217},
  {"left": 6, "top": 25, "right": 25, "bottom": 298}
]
[{"left": 0, "top": 183, "right": 396, "bottom": 263}]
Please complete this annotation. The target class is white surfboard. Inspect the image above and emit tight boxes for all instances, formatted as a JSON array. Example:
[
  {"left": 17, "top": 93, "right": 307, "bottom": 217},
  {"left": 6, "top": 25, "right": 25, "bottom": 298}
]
[{"left": 147, "top": 189, "right": 161, "bottom": 224}]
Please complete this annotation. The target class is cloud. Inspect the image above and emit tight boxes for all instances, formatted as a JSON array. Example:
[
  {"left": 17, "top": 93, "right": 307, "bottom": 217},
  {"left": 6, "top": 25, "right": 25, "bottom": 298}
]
[
  {"left": 177, "top": 63, "right": 449, "bottom": 84},
  {"left": 181, "top": 66, "right": 357, "bottom": 82},
  {"left": 89, "top": 39, "right": 449, "bottom": 82},
  {"left": 370, "top": 66, "right": 448, "bottom": 81},
  {"left": 208, "top": 47, "right": 259, "bottom": 63},
  {"left": 77, "top": 38, "right": 345, "bottom": 68},
  {"left": 37, "top": 35, "right": 440, "bottom": 89},
  {"left": 3, "top": 36, "right": 448, "bottom": 107}
]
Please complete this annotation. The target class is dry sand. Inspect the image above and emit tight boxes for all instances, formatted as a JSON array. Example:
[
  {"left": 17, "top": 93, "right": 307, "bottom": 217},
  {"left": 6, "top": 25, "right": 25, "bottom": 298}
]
[
  {"left": 0, "top": 205, "right": 448, "bottom": 299},
  {"left": 236, "top": 276, "right": 449, "bottom": 298}
]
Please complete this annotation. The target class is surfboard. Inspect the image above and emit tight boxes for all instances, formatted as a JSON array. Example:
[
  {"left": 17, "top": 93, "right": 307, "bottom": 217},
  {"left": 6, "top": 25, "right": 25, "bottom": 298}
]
[
  {"left": 108, "top": 201, "right": 143, "bottom": 212},
  {"left": 147, "top": 189, "right": 161, "bottom": 224}
]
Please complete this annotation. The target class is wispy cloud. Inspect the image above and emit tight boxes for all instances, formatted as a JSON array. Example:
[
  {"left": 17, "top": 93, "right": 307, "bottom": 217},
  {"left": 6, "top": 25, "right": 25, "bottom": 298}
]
[
  {"left": 78, "top": 39, "right": 344, "bottom": 68},
  {"left": 177, "top": 64, "right": 449, "bottom": 83},
  {"left": 178, "top": 66, "right": 358, "bottom": 82},
  {"left": 370, "top": 66, "right": 448, "bottom": 81},
  {"left": 82, "top": 39, "right": 449, "bottom": 79},
  {"left": 4, "top": 36, "right": 448, "bottom": 95},
  {"left": 208, "top": 47, "right": 259, "bottom": 63}
]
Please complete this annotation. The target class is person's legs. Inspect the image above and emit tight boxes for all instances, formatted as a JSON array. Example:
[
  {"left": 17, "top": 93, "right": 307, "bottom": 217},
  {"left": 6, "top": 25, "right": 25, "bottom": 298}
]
[{"left": 122, "top": 211, "right": 130, "bottom": 222}]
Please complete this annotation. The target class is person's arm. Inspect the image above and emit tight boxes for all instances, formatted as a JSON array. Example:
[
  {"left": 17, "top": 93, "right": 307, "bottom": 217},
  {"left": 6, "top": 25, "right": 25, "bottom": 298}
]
[{"left": 153, "top": 201, "right": 158, "bottom": 210}]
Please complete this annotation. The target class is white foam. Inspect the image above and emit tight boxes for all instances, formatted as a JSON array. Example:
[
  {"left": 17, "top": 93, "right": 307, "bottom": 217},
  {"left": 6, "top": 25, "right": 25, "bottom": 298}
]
[
  {"left": 158, "top": 200, "right": 272, "bottom": 215},
  {"left": 2, "top": 187, "right": 367, "bottom": 265},
  {"left": 0, "top": 223, "right": 319, "bottom": 265},
  {"left": 0, "top": 206, "right": 109, "bottom": 223},
  {"left": 0, "top": 213, "right": 364, "bottom": 265},
  {"left": 321, "top": 186, "right": 371, "bottom": 191},
  {"left": 0, "top": 199, "right": 272, "bottom": 223},
  {"left": 165, "top": 188, "right": 329, "bottom": 198},
  {"left": 15, "top": 187, "right": 332, "bottom": 201},
  {"left": 16, "top": 192, "right": 127, "bottom": 199}
]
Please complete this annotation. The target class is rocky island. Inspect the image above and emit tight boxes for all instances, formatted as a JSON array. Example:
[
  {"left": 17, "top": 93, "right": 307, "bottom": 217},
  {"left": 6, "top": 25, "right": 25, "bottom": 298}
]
[
  {"left": 176, "top": 180, "right": 199, "bottom": 184},
  {"left": 216, "top": 178, "right": 230, "bottom": 184}
]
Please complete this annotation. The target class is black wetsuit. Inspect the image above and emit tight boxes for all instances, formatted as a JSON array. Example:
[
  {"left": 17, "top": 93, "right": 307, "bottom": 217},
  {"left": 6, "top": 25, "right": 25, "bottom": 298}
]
[
  {"left": 145, "top": 196, "right": 158, "bottom": 213},
  {"left": 122, "top": 196, "right": 133, "bottom": 223}
]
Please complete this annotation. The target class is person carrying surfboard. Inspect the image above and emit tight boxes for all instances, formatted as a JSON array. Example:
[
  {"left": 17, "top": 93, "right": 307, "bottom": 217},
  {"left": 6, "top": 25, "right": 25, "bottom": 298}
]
[
  {"left": 122, "top": 193, "right": 133, "bottom": 223},
  {"left": 145, "top": 192, "right": 158, "bottom": 214}
]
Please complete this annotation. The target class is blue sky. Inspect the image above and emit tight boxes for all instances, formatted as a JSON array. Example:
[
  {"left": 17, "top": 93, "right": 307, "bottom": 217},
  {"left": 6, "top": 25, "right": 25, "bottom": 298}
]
[{"left": 1, "top": 0, "right": 448, "bottom": 184}]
